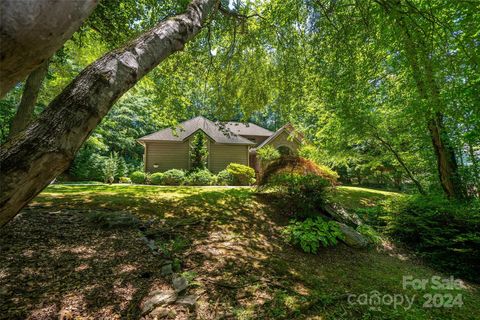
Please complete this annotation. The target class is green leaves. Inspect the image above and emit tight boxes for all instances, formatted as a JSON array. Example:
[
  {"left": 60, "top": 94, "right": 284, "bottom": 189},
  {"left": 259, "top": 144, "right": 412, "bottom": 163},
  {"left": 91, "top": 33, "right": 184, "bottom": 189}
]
[{"left": 282, "top": 217, "right": 344, "bottom": 254}]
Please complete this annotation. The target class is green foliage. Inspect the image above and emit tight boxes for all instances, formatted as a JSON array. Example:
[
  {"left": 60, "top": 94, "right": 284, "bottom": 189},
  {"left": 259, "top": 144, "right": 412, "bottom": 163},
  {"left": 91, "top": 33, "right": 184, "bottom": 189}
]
[
  {"left": 259, "top": 156, "right": 338, "bottom": 186},
  {"left": 386, "top": 195, "right": 480, "bottom": 282},
  {"left": 119, "top": 176, "right": 131, "bottom": 184},
  {"left": 216, "top": 169, "right": 234, "bottom": 186},
  {"left": 356, "top": 225, "right": 382, "bottom": 245},
  {"left": 186, "top": 169, "right": 215, "bottom": 186},
  {"left": 190, "top": 131, "right": 208, "bottom": 171},
  {"left": 150, "top": 172, "right": 164, "bottom": 185},
  {"left": 257, "top": 145, "right": 280, "bottom": 167},
  {"left": 265, "top": 173, "right": 331, "bottom": 219},
  {"left": 103, "top": 152, "right": 119, "bottom": 183},
  {"left": 226, "top": 163, "right": 255, "bottom": 186},
  {"left": 130, "top": 171, "right": 146, "bottom": 184},
  {"left": 282, "top": 217, "right": 344, "bottom": 254},
  {"left": 162, "top": 169, "right": 185, "bottom": 186}
]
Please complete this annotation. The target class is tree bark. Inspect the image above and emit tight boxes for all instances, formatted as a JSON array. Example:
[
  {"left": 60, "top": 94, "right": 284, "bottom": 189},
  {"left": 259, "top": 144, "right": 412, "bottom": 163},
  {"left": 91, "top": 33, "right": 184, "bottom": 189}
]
[
  {"left": 0, "top": 0, "right": 218, "bottom": 226},
  {"left": 9, "top": 60, "right": 50, "bottom": 138},
  {"left": 379, "top": 0, "right": 466, "bottom": 198},
  {"left": 0, "top": 0, "right": 98, "bottom": 97}
]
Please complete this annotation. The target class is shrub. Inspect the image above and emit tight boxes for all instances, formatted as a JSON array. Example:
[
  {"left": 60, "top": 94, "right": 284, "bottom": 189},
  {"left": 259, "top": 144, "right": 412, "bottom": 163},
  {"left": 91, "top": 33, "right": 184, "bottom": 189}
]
[
  {"left": 216, "top": 169, "right": 234, "bottom": 186},
  {"left": 265, "top": 173, "right": 331, "bottom": 219},
  {"left": 258, "top": 156, "right": 338, "bottom": 186},
  {"left": 257, "top": 145, "right": 280, "bottom": 169},
  {"left": 226, "top": 163, "right": 255, "bottom": 185},
  {"left": 150, "top": 172, "right": 164, "bottom": 185},
  {"left": 386, "top": 195, "right": 480, "bottom": 283},
  {"left": 282, "top": 217, "right": 344, "bottom": 253},
  {"left": 119, "top": 176, "right": 131, "bottom": 184},
  {"left": 186, "top": 169, "right": 215, "bottom": 186},
  {"left": 103, "top": 152, "right": 119, "bottom": 183},
  {"left": 162, "top": 169, "right": 185, "bottom": 185},
  {"left": 130, "top": 171, "right": 146, "bottom": 184}
]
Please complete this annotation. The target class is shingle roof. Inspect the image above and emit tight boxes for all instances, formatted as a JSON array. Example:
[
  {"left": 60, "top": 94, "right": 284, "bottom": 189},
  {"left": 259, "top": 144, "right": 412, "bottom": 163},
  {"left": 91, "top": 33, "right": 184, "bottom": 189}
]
[
  {"left": 138, "top": 116, "right": 257, "bottom": 145},
  {"left": 223, "top": 122, "right": 273, "bottom": 137},
  {"left": 255, "top": 123, "right": 303, "bottom": 149}
]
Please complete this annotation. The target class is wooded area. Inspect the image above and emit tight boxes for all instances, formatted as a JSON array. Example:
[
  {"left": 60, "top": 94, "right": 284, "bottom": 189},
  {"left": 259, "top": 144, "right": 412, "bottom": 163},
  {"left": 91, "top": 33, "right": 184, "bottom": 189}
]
[{"left": 0, "top": 1, "right": 479, "bottom": 318}]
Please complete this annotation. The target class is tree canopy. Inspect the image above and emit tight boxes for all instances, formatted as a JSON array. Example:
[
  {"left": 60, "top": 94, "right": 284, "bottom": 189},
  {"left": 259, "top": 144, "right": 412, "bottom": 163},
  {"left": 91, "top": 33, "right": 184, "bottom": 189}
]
[{"left": 0, "top": 0, "right": 479, "bottom": 223}]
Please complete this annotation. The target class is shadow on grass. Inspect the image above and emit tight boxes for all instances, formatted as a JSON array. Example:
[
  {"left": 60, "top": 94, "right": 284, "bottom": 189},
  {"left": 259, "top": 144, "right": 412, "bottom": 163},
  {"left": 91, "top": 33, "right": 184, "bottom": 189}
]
[{"left": 2, "top": 186, "right": 479, "bottom": 319}]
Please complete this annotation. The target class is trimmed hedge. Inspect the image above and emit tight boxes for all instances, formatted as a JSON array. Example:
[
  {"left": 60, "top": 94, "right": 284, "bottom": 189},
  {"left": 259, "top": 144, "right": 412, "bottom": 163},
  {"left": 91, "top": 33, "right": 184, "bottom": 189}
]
[
  {"left": 150, "top": 172, "right": 164, "bottom": 185},
  {"left": 226, "top": 163, "right": 255, "bottom": 186},
  {"left": 162, "top": 169, "right": 185, "bottom": 185},
  {"left": 130, "top": 171, "right": 146, "bottom": 184}
]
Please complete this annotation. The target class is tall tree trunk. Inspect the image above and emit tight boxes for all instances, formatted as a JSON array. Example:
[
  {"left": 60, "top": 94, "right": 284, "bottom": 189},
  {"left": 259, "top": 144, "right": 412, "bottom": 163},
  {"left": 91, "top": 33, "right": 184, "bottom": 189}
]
[
  {"left": 0, "top": 0, "right": 97, "bottom": 97},
  {"left": 9, "top": 59, "right": 49, "bottom": 138},
  {"left": 380, "top": 0, "right": 466, "bottom": 198},
  {"left": 0, "top": 0, "right": 218, "bottom": 226}
]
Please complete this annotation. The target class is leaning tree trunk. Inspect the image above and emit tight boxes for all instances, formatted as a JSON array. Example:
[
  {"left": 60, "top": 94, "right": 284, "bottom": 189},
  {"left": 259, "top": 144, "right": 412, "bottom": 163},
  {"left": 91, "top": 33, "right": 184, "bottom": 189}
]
[
  {"left": 0, "top": 0, "right": 97, "bottom": 97},
  {"left": 0, "top": 0, "right": 218, "bottom": 226},
  {"left": 9, "top": 59, "right": 50, "bottom": 138}
]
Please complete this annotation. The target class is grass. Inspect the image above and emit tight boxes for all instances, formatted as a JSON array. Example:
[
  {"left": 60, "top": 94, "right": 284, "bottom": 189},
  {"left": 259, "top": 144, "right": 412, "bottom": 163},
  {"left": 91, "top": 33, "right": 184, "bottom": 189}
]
[
  {"left": 329, "top": 186, "right": 404, "bottom": 211},
  {"left": 1, "top": 184, "right": 479, "bottom": 319}
]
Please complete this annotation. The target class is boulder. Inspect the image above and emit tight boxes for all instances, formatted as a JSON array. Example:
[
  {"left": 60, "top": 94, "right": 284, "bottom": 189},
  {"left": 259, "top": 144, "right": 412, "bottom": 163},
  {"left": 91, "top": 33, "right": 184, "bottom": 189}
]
[
  {"left": 160, "top": 264, "right": 173, "bottom": 276},
  {"left": 175, "top": 295, "right": 198, "bottom": 310},
  {"left": 172, "top": 276, "right": 188, "bottom": 293},
  {"left": 324, "top": 204, "right": 362, "bottom": 227},
  {"left": 334, "top": 222, "right": 369, "bottom": 248},
  {"left": 141, "top": 290, "right": 177, "bottom": 315}
]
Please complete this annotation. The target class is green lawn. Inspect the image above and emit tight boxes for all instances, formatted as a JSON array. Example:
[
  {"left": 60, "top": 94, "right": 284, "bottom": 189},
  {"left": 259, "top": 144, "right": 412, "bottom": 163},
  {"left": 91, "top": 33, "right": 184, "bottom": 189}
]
[{"left": 1, "top": 184, "right": 479, "bottom": 319}]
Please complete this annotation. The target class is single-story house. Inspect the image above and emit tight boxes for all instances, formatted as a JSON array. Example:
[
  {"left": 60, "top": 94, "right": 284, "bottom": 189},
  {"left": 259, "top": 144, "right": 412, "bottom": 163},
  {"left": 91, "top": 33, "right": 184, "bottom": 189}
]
[{"left": 137, "top": 116, "right": 302, "bottom": 173}]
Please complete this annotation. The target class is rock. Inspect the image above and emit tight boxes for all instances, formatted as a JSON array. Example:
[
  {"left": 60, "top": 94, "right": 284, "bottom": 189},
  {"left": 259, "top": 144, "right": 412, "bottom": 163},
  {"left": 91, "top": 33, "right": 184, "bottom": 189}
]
[
  {"left": 141, "top": 290, "right": 177, "bottom": 315},
  {"left": 160, "top": 264, "right": 173, "bottom": 276},
  {"left": 334, "top": 222, "right": 369, "bottom": 248},
  {"left": 149, "top": 306, "right": 169, "bottom": 319},
  {"left": 175, "top": 295, "right": 197, "bottom": 309},
  {"left": 324, "top": 204, "right": 362, "bottom": 227},
  {"left": 172, "top": 276, "right": 188, "bottom": 293}
]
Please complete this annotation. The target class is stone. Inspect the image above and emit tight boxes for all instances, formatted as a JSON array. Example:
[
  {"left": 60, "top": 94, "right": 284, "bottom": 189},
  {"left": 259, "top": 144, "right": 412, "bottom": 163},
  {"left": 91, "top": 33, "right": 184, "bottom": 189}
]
[
  {"left": 149, "top": 306, "right": 169, "bottom": 319},
  {"left": 141, "top": 290, "right": 177, "bottom": 315},
  {"left": 175, "top": 294, "right": 197, "bottom": 309},
  {"left": 334, "top": 222, "right": 369, "bottom": 248},
  {"left": 160, "top": 264, "right": 173, "bottom": 276},
  {"left": 172, "top": 276, "right": 188, "bottom": 293}
]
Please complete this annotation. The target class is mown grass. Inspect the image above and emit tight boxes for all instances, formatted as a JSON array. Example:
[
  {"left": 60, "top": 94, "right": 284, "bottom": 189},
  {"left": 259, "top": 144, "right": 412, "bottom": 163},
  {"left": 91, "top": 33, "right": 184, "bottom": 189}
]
[{"left": 16, "top": 184, "right": 480, "bottom": 319}]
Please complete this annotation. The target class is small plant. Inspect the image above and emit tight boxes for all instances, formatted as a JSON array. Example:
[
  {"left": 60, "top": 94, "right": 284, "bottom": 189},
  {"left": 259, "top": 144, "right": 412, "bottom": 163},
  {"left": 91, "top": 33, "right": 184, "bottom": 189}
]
[
  {"left": 162, "top": 169, "right": 185, "bottom": 185},
  {"left": 186, "top": 169, "right": 215, "bottom": 186},
  {"left": 283, "top": 217, "right": 344, "bottom": 254},
  {"left": 257, "top": 145, "right": 280, "bottom": 169},
  {"left": 265, "top": 173, "right": 331, "bottom": 219},
  {"left": 226, "top": 163, "right": 255, "bottom": 185},
  {"left": 150, "top": 172, "right": 164, "bottom": 185},
  {"left": 216, "top": 169, "right": 234, "bottom": 185},
  {"left": 356, "top": 224, "right": 382, "bottom": 244},
  {"left": 130, "top": 171, "right": 146, "bottom": 184},
  {"left": 103, "top": 152, "right": 119, "bottom": 184},
  {"left": 119, "top": 176, "right": 131, "bottom": 184}
]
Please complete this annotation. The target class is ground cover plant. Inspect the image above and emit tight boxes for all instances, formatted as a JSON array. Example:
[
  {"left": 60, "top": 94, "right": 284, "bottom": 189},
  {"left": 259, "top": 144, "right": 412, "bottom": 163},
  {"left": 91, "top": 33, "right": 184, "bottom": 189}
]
[{"left": 1, "top": 184, "right": 479, "bottom": 319}]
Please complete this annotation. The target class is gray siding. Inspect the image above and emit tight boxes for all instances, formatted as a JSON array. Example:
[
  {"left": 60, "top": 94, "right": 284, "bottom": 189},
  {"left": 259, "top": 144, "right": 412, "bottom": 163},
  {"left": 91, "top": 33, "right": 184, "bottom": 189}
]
[
  {"left": 209, "top": 144, "right": 249, "bottom": 173},
  {"left": 145, "top": 142, "right": 190, "bottom": 173}
]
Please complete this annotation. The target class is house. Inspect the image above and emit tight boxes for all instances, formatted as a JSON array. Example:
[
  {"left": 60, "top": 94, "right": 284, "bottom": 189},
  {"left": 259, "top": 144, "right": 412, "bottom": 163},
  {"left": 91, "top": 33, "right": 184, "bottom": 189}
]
[{"left": 137, "top": 116, "right": 302, "bottom": 173}]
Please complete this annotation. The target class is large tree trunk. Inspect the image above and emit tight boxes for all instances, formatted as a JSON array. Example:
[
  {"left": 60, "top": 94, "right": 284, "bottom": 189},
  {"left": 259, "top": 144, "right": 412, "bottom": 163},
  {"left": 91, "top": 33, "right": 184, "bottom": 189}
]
[
  {"left": 380, "top": 0, "right": 466, "bottom": 198},
  {"left": 8, "top": 60, "right": 50, "bottom": 138},
  {"left": 0, "top": 0, "right": 218, "bottom": 226},
  {"left": 0, "top": 0, "right": 98, "bottom": 97}
]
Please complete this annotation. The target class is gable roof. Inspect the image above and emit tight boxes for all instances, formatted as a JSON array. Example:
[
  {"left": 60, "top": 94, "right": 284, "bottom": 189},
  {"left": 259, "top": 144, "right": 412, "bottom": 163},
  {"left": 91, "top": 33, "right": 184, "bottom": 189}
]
[
  {"left": 255, "top": 123, "right": 303, "bottom": 149},
  {"left": 138, "top": 116, "right": 256, "bottom": 145},
  {"left": 223, "top": 122, "right": 273, "bottom": 137}
]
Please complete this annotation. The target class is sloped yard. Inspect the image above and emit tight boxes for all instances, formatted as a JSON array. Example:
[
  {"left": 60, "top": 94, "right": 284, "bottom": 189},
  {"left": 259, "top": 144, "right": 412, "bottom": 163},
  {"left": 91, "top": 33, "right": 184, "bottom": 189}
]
[{"left": 0, "top": 185, "right": 479, "bottom": 319}]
